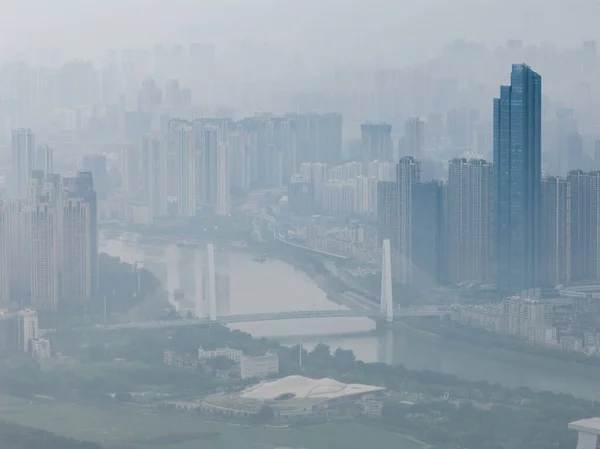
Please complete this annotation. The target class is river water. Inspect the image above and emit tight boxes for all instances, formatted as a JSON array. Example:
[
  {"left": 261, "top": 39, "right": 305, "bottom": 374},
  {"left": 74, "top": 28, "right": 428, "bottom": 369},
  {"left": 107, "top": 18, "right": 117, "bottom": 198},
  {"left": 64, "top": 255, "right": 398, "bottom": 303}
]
[{"left": 101, "top": 235, "right": 600, "bottom": 400}]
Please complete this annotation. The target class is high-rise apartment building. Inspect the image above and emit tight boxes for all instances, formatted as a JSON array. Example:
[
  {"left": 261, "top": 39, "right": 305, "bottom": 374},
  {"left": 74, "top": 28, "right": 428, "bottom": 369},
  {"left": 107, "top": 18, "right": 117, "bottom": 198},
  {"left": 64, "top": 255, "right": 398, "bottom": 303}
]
[
  {"left": 35, "top": 144, "right": 54, "bottom": 175},
  {"left": 228, "top": 130, "right": 249, "bottom": 192},
  {"left": 540, "top": 176, "right": 570, "bottom": 286},
  {"left": 68, "top": 172, "right": 98, "bottom": 295},
  {"left": 215, "top": 143, "right": 230, "bottom": 216},
  {"left": 200, "top": 124, "right": 218, "bottom": 209},
  {"left": 300, "top": 162, "right": 327, "bottom": 210},
  {"left": 377, "top": 157, "right": 421, "bottom": 285},
  {"left": 8, "top": 199, "right": 31, "bottom": 302},
  {"left": 61, "top": 197, "right": 93, "bottom": 305},
  {"left": 30, "top": 199, "right": 59, "bottom": 311},
  {"left": 81, "top": 155, "right": 108, "bottom": 200},
  {"left": 401, "top": 117, "right": 425, "bottom": 159},
  {"left": 395, "top": 157, "right": 421, "bottom": 284},
  {"left": 0, "top": 201, "right": 9, "bottom": 305},
  {"left": 554, "top": 109, "right": 582, "bottom": 175},
  {"left": 590, "top": 172, "right": 600, "bottom": 280},
  {"left": 173, "top": 124, "right": 196, "bottom": 217},
  {"left": 567, "top": 170, "right": 590, "bottom": 282},
  {"left": 142, "top": 135, "right": 168, "bottom": 218},
  {"left": 290, "top": 113, "right": 342, "bottom": 167},
  {"left": 11, "top": 128, "right": 35, "bottom": 198},
  {"left": 412, "top": 181, "right": 447, "bottom": 286},
  {"left": 17, "top": 309, "right": 38, "bottom": 352},
  {"left": 493, "top": 64, "right": 542, "bottom": 295},
  {"left": 447, "top": 158, "right": 493, "bottom": 284},
  {"left": 361, "top": 123, "right": 393, "bottom": 164}
]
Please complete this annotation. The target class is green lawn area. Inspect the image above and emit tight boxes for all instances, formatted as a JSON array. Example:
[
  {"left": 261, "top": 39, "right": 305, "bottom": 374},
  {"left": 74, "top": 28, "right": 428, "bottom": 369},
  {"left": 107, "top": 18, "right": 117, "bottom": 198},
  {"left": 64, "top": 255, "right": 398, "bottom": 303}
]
[{"left": 0, "top": 394, "right": 424, "bottom": 449}]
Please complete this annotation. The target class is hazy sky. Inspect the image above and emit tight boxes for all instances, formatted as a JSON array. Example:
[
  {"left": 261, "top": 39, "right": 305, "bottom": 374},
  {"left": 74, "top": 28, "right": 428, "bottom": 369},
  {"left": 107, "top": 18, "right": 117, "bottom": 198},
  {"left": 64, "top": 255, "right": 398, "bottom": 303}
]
[{"left": 2, "top": 0, "right": 599, "bottom": 62}]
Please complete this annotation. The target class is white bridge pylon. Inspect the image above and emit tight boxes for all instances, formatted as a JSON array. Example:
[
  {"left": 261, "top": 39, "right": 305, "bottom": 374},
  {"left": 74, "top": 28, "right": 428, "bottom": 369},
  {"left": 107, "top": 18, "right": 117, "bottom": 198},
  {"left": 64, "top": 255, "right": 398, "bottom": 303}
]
[
  {"left": 205, "top": 243, "right": 218, "bottom": 321},
  {"left": 380, "top": 239, "right": 394, "bottom": 323}
]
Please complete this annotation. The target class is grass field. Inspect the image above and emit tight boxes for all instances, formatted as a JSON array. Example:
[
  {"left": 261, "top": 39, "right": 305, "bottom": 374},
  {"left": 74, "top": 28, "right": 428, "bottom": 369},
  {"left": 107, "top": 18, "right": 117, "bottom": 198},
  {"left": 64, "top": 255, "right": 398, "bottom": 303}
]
[{"left": 0, "top": 394, "right": 425, "bottom": 449}]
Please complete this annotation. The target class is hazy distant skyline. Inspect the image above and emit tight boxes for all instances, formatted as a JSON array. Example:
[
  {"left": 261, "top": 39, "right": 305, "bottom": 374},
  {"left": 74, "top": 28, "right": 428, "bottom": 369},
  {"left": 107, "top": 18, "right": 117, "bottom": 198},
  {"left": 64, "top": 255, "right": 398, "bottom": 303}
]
[{"left": 2, "top": 0, "right": 599, "bottom": 65}]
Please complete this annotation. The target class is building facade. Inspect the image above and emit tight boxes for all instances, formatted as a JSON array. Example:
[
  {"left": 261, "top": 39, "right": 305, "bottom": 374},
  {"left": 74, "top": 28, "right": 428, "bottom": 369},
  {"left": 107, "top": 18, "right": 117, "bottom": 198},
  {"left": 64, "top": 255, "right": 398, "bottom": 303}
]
[{"left": 493, "top": 64, "right": 542, "bottom": 295}]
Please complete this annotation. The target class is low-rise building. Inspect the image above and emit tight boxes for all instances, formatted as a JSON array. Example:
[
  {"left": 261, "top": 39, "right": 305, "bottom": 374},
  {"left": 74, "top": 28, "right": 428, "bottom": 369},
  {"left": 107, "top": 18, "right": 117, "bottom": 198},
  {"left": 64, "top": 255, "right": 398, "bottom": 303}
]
[
  {"left": 240, "top": 351, "right": 279, "bottom": 379},
  {"left": 560, "top": 336, "right": 583, "bottom": 352},
  {"left": 528, "top": 326, "right": 558, "bottom": 345},
  {"left": 450, "top": 305, "right": 503, "bottom": 332},
  {"left": 31, "top": 338, "right": 51, "bottom": 359},
  {"left": 198, "top": 346, "right": 243, "bottom": 363},
  {"left": 164, "top": 350, "right": 197, "bottom": 369}
]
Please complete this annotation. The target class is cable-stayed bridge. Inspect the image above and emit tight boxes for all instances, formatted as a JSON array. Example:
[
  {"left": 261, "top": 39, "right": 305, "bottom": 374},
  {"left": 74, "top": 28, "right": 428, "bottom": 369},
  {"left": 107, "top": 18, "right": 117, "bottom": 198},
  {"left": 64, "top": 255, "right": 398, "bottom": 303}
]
[
  {"left": 93, "top": 307, "right": 449, "bottom": 331},
  {"left": 87, "top": 238, "right": 449, "bottom": 333}
]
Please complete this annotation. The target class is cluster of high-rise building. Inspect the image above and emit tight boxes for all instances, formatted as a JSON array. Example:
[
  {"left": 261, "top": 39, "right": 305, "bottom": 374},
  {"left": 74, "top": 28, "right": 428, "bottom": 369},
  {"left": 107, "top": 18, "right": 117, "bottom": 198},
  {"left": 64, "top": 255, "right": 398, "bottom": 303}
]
[
  {"left": 0, "top": 129, "right": 97, "bottom": 310},
  {"left": 365, "top": 63, "right": 600, "bottom": 294},
  {"left": 371, "top": 64, "right": 544, "bottom": 293},
  {"left": 123, "top": 113, "right": 342, "bottom": 220}
]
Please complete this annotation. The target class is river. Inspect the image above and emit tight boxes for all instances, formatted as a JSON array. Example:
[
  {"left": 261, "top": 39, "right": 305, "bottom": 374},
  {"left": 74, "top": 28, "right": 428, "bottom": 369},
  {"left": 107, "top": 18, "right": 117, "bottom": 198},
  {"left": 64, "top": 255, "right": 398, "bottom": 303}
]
[{"left": 101, "top": 234, "right": 600, "bottom": 400}]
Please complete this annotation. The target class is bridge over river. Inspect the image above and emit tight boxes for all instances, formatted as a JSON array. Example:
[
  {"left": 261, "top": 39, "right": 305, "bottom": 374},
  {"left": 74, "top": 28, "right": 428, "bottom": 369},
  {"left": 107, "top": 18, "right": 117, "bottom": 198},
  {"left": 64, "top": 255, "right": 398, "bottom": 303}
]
[{"left": 91, "top": 307, "right": 449, "bottom": 332}]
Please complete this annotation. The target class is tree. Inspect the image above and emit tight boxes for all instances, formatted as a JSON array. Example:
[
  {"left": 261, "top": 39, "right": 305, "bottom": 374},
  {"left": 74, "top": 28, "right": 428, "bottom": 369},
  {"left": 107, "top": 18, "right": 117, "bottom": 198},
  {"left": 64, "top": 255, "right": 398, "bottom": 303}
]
[{"left": 254, "top": 404, "right": 275, "bottom": 424}]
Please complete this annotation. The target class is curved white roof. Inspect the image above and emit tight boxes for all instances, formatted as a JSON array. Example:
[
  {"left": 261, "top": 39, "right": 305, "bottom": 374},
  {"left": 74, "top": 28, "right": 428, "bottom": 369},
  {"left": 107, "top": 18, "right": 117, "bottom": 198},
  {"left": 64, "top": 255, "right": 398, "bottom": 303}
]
[{"left": 240, "top": 375, "right": 384, "bottom": 400}]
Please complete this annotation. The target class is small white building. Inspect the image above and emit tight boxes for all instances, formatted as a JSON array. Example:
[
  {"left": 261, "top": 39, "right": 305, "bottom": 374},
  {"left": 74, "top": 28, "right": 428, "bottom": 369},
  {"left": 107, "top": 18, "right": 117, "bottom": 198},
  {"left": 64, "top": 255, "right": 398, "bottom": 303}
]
[
  {"left": 240, "top": 351, "right": 279, "bottom": 379},
  {"left": 198, "top": 347, "right": 243, "bottom": 363},
  {"left": 569, "top": 418, "right": 600, "bottom": 449},
  {"left": 31, "top": 338, "right": 51, "bottom": 359}
]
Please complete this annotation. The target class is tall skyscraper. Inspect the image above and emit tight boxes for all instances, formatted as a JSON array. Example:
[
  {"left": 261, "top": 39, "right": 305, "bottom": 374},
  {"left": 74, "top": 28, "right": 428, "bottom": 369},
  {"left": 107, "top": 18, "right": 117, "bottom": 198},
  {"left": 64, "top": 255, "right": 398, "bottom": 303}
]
[
  {"left": 228, "top": 130, "right": 249, "bottom": 192},
  {"left": 35, "top": 144, "right": 54, "bottom": 176},
  {"left": 377, "top": 180, "right": 398, "bottom": 274},
  {"left": 401, "top": 117, "right": 425, "bottom": 159},
  {"left": 11, "top": 128, "right": 35, "bottom": 198},
  {"left": 81, "top": 155, "right": 108, "bottom": 200},
  {"left": 412, "top": 181, "right": 446, "bottom": 286},
  {"left": 289, "top": 113, "right": 342, "bottom": 167},
  {"left": 142, "top": 135, "right": 168, "bottom": 218},
  {"left": 8, "top": 199, "right": 31, "bottom": 303},
  {"left": 493, "top": 64, "right": 542, "bottom": 295},
  {"left": 61, "top": 197, "right": 93, "bottom": 305},
  {"left": 567, "top": 170, "right": 590, "bottom": 282},
  {"left": 200, "top": 124, "right": 218, "bottom": 209},
  {"left": 361, "top": 123, "right": 393, "bottom": 165},
  {"left": 17, "top": 309, "right": 38, "bottom": 352},
  {"left": 30, "top": 199, "right": 59, "bottom": 311},
  {"left": 173, "top": 124, "right": 196, "bottom": 217},
  {"left": 215, "top": 143, "right": 230, "bottom": 216},
  {"left": 65, "top": 172, "right": 98, "bottom": 295},
  {"left": 447, "top": 158, "right": 493, "bottom": 284},
  {"left": 554, "top": 109, "right": 582, "bottom": 175},
  {"left": 395, "top": 156, "right": 421, "bottom": 284},
  {"left": 0, "top": 200, "right": 9, "bottom": 305},
  {"left": 540, "top": 176, "right": 570, "bottom": 287}
]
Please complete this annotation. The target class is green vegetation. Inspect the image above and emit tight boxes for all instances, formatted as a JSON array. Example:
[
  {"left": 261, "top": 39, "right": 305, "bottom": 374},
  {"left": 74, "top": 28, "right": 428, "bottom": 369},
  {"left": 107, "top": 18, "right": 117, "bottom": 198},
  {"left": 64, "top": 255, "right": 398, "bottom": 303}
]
[
  {"left": 0, "top": 394, "right": 420, "bottom": 449},
  {"left": 0, "top": 401, "right": 101, "bottom": 449},
  {"left": 0, "top": 323, "right": 594, "bottom": 449},
  {"left": 40, "top": 254, "right": 163, "bottom": 329}
]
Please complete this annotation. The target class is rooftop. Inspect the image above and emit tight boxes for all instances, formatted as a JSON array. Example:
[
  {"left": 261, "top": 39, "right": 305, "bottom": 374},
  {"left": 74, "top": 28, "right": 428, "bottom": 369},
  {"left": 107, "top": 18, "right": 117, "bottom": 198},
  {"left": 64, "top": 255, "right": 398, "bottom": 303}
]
[
  {"left": 239, "top": 375, "right": 384, "bottom": 401},
  {"left": 569, "top": 418, "right": 600, "bottom": 434}
]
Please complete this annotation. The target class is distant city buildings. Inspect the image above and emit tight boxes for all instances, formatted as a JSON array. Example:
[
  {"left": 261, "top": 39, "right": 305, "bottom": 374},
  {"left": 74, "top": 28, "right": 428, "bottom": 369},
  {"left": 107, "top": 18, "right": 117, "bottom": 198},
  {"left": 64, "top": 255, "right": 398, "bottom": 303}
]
[
  {"left": 11, "top": 128, "right": 35, "bottom": 198},
  {"left": 447, "top": 158, "right": 493, "bottom": 284}
]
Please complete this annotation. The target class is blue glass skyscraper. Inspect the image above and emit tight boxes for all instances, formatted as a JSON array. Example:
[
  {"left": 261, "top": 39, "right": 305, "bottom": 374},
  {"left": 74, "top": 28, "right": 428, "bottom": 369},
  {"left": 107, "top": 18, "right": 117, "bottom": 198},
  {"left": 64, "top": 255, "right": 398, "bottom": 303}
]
[{"left": 493, "top": 64, "right": 542, "bottom": 295}]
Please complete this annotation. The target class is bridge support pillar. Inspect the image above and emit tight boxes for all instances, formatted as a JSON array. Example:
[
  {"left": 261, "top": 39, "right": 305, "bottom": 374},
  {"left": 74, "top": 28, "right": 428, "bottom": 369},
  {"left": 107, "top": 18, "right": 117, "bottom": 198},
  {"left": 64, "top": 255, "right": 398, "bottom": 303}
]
[
  {"left": 375, "top": 319, "right": 393, "bottom": 332},
  {"left": 205, "top": 243, "right": 217, "bottom": 322},
  {"left": 380, "top": 239, "right": 394, "bottom": 323}
]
